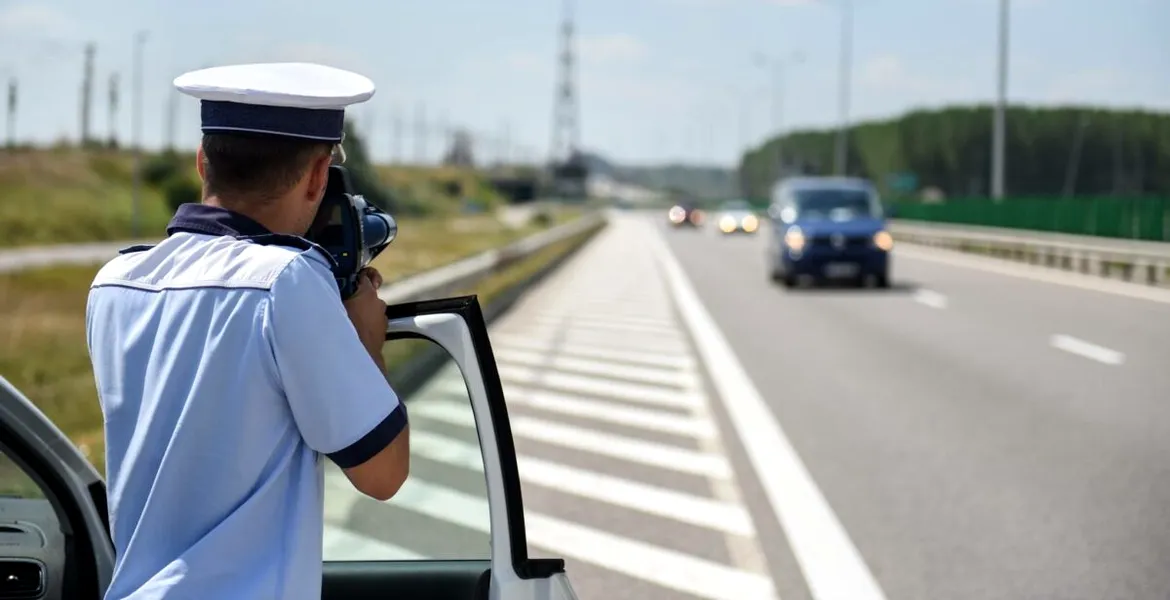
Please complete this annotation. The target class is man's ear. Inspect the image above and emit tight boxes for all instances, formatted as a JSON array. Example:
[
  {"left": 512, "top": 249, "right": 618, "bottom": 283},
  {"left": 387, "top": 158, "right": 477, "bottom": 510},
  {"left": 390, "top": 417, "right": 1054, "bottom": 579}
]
[
  {"left": 306, "top": 151, "right": 332, "bottom": 203},
  {"left": 195, "top": 144, "right": 207, "bottom": 181}
]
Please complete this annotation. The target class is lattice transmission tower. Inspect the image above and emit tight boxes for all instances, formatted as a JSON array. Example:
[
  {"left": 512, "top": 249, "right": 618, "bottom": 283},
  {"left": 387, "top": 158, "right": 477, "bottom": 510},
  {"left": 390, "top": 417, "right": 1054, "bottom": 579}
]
[{"left": 548, "top": 0, "right": 579, "bottom": 165}]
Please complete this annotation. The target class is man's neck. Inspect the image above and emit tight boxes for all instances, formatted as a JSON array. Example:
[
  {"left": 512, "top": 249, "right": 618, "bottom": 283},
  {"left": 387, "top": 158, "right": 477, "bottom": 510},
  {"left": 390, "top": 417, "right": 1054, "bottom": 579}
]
[{"left": 202, "top": 196, "right": 296, "bottom": 235}]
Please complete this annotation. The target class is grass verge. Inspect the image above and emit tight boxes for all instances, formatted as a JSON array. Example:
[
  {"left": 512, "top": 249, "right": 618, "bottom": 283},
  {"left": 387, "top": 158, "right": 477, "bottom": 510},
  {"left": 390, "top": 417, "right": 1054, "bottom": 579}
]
[{"left": 0, "top": 215, "right": 602, "bottom": 478}]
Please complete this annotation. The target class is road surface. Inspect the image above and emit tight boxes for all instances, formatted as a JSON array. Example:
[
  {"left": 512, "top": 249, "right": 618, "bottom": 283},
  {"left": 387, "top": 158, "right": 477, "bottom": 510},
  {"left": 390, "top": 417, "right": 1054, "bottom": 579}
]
[{"left": 325, "top": 212, "right": 1170, "bottom": 600}]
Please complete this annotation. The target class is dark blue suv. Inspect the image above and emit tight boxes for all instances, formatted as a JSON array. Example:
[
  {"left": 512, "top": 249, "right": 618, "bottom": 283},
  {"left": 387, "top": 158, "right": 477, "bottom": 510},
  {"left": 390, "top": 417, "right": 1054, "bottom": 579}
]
[{"left": 766, "top": 177, "right": 893, "bottom": 288}]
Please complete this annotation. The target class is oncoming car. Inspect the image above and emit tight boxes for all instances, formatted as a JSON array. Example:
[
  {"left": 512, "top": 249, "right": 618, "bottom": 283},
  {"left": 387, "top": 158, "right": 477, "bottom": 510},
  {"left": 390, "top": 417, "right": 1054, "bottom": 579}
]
[
  {"left": 714, "top": 199, "right": 760, "bottom": 235},
  {"left": 766, "top": 177, "right": 893, "bottom": 288},
  {"left": 667, "top": 203, "right": 705, "bottom": 228}
]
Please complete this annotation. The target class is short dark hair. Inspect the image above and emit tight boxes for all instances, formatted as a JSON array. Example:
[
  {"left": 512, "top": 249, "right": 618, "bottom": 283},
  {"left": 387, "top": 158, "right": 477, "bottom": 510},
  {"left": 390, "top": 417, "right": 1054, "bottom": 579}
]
[{"left": 200, "top": 133, "right": 333, "bottom": 204}]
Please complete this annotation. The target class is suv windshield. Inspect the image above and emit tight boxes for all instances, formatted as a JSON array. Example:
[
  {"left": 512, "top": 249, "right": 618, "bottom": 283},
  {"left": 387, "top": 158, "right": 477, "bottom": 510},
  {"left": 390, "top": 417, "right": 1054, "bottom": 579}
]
[{"left": 794, "top": 188, "right": 878, "bottom": 220}]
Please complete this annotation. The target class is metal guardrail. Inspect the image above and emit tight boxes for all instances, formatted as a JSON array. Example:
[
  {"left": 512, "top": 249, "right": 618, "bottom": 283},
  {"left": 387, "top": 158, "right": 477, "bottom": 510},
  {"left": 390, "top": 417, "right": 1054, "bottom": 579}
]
[
  {"left": 890, "top": 221, "right": 1170, "bottom": 287},
  {"left": 377, "top": 211, "right": 607, "bottom": 304},
  {"left": 0, "top": 212, "right": 608, "bottom": 299}
]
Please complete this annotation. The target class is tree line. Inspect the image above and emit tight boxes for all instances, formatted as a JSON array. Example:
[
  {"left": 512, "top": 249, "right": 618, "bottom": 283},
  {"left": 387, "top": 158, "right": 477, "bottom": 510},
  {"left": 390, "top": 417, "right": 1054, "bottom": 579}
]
[{"left": 738, "top": 105, "right": 1170, "bottom": 201}]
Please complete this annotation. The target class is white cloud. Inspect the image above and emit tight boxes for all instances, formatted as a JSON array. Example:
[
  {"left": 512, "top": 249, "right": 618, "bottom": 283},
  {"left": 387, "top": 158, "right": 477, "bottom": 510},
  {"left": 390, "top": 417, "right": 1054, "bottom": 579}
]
[
  {"left": 860, "top": 53, "right": 977, "bottom": 99},
  {"left": 248, "top": 42, "right": 370, "bottom": 72},
  {"left": 0, "top": 2, "right": 78, "bottom": 37},
  {"left": 578, "top": 34, "right": 649, "bottom": 64},
  {"left": 1033, "top": 67, "right": 1166, "bottom": 109}
]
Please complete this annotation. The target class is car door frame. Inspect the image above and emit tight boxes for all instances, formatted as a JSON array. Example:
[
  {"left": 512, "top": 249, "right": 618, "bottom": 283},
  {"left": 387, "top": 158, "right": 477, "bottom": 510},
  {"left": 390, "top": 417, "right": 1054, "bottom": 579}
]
[
  {"left": 0, "top": 377, "right": 115, "bottom": 599},
  {"left": 383, "top": 295, "right": 576, "bottom": 599}
]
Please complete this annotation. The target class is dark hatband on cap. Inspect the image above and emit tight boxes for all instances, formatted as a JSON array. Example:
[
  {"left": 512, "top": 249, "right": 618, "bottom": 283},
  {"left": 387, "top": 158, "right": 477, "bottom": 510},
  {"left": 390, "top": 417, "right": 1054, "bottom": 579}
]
[{"left": 200, "top": 100, "right": 346, "bottom": 142}]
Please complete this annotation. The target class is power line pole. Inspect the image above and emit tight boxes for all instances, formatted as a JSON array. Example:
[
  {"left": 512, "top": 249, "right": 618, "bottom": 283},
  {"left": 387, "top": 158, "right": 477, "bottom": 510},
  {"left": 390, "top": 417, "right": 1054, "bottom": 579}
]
[
  {"left": 414, "top": 103, "right": 426, "bottom": 165},
  {"left": 5, "top": 78, "right": 15, "bottom": 148},
  {"left": 107, "top": 72, "right": 119, "bottom": 148},
  {"left": 131, "top": 31, "right": 147, "bottom": 237},
  {"left": 991, "top": 0, "right": 1010, "bottom": 200},
  {"left": 81, "top": 43, "right": 96, "bottom": 146},
  {"left": 165, "top": 86, "right": 178, "bottom": 152},
  {"left": 392, "top": 106, "right": 404, "bottom": 164},
  {"left": 834, "top": 0, "right": 853, "bottom": 176},
  {"left": 1061, "top": 112, "right": 1090, "bottom": 198}
]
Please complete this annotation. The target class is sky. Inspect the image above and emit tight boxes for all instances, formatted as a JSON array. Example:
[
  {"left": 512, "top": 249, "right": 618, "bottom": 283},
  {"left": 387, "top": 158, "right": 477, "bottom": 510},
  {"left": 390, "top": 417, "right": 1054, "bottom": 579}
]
[{"left": 0, "top": 0, "right": 1166, "bottom": 167}]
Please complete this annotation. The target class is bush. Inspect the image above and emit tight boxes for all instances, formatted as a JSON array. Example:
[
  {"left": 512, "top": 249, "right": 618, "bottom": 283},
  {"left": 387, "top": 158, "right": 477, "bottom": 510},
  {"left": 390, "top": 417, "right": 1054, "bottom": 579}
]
[
  {"left": 531, "top": 210, "right": 554, "bottom": 227},
  {"left": 162, "top": 177, "right": 202, "bottom": 211},
  {"left": 144, "top": 153, "right": 184, "bottom": 187}
]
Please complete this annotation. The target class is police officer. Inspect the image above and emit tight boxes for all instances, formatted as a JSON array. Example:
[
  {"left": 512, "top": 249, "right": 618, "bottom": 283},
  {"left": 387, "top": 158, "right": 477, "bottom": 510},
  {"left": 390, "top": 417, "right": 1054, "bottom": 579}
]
[{"left": 85, "top": 63, "right": 410, "bottom": 599}]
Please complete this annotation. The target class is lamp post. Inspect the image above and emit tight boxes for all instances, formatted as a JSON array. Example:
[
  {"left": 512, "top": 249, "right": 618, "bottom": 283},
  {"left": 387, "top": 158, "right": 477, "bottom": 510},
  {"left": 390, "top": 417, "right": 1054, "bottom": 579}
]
[
  {"left": 991, "top": 0, "right": 1010, "bottom": 199},
  {"left": 753, "top": 51, "right": 803, "bottom": 178},
  {"left": 834, "top": 0, "right": 853, "bottom": 176},
  {"left": 130, "top": 30, "right": 148, "bottom": 237}
]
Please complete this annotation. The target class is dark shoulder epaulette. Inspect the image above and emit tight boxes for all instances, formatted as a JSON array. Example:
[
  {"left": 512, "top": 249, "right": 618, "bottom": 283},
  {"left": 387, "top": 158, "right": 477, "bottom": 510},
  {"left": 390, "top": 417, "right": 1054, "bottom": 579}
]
[{"left": 237, "top": 233, "right": 339, "bottom": 270}]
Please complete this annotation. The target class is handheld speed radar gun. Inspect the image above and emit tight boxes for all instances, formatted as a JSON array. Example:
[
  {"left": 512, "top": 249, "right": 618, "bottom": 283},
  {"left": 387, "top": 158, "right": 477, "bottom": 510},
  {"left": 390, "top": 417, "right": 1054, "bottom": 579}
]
[{"left": 306, "top": 165, "right": 398, "bottom": 299}]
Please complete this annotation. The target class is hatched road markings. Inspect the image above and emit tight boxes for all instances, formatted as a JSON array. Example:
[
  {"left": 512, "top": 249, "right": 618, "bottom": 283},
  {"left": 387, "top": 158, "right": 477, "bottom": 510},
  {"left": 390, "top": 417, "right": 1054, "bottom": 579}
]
[{"left": 324, "top": 216, "right": 779, "bottom": 600}]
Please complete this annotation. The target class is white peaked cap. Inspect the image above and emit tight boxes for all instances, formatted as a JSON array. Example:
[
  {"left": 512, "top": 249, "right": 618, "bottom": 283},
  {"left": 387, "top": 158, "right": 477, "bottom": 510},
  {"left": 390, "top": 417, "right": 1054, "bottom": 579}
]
[{"left": 173, "top": 62, "right": 376, "bottom": 142}]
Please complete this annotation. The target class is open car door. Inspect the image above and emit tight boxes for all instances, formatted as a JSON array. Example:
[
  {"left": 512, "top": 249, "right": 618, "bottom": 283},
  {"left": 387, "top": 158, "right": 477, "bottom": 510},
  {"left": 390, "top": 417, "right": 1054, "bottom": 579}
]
[
  {"left": 0, "top": 295, "right": 578, "bottom": 600},
  {"left": 0, "top": 378, "right": 114, "bottom": 600}
]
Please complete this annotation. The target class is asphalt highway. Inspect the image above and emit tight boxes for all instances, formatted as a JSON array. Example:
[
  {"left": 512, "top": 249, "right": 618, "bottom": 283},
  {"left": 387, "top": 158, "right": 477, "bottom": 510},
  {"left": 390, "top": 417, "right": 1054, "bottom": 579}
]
[
  {"left": 663, "top": 216, "right": 1170, "bottom": 600},
  {"left": 324, "top": 212, "right": 1170, "bottom": 600}
]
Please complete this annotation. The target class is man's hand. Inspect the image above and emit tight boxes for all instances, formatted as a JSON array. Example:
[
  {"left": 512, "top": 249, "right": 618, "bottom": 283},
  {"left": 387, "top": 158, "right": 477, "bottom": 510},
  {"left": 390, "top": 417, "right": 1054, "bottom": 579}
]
[{"left": 343, "top": 268, "right": 388, "bottom": 363}]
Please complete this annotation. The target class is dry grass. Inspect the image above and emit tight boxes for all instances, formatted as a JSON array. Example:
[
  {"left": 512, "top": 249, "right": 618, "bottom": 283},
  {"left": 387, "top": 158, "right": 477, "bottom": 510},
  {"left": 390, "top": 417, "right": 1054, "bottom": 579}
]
[{"left": 0, "top": 148, "right": 521, "bottom": 248}]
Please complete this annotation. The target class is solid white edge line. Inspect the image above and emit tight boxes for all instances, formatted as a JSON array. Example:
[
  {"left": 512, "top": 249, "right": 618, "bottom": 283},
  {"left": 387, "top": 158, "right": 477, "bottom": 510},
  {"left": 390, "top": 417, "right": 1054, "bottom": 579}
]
[
  {"left": 1049, "top": 334, "right": 1126, "bottom": 365},
  {"left": 651, "top": 225, "right": 888, "bottom": 600}
]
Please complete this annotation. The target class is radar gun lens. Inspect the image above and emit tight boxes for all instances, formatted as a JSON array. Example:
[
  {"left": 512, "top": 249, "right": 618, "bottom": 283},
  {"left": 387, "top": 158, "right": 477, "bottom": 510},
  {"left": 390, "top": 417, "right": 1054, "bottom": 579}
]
[{"left": 362, "top": 212, "right": 397, "bottom": 249}]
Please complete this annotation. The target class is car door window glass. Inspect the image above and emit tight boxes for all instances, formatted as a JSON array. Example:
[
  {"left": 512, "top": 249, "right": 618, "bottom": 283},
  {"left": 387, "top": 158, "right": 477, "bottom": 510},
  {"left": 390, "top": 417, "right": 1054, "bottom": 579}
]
[
  {"left": 0, "top": 447, "right": 46, "bottom": 500},
  {"left": 322, "top": 338, "right": 491, "bottom": 562}
]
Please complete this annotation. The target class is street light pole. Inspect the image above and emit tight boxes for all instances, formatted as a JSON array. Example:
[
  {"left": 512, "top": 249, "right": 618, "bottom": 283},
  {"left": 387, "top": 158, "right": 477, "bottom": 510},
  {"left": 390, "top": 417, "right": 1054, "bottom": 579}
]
[
  {"left": 991, "top": 0, "right": 1010, "bottom": 199},
  {"left": 131, "top": 31, "right": 147, "bottom": 237},
  {"left": 754, "top": 52, "right": 802, "bottom": 179},
  {"left": 834, "top": 0, "right": 853, "bottom": 176}
]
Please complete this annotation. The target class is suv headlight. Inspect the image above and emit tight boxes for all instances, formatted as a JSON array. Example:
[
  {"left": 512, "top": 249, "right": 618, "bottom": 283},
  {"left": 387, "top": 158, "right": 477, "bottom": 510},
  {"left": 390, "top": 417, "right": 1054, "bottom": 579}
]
[
  {"left": 784, "top": 227, "right": 806, "bottom": 251},
  {"left": 873, "top": 230, "right": 894, "bottom": 251}
]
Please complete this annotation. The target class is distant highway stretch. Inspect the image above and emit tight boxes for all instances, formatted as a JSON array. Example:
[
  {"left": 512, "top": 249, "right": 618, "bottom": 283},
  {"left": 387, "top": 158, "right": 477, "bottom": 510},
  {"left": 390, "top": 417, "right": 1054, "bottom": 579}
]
[{"left": 326, "top": 211, "right": 1170, "bottom": 600}]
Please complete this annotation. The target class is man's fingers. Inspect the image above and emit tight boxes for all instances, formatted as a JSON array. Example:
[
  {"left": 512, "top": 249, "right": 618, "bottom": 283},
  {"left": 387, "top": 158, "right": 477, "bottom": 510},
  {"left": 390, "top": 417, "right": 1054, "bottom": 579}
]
[{"left": 361, "top": 267, "right": 383, "bottom": 289}]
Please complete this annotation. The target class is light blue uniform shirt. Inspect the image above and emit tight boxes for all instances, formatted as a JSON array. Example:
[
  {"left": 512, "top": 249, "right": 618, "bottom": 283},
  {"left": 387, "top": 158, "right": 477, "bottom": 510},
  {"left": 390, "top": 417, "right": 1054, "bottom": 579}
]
[{"left": 85, "top": 204, "right": 406, "bottom": 600}]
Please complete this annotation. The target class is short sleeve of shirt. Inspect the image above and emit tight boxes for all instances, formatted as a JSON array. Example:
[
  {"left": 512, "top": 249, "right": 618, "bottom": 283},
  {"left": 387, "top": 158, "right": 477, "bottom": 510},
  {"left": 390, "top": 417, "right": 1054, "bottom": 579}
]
[{"left": 267, "top": 253, "right": 406, "bottom": 468}]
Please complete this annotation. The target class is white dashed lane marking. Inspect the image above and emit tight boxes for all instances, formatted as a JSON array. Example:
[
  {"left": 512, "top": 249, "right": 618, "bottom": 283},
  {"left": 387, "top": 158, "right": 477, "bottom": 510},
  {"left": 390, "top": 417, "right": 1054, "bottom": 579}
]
[{"left": 1050, "top": 334, "right": 1126, "bottom": 365}]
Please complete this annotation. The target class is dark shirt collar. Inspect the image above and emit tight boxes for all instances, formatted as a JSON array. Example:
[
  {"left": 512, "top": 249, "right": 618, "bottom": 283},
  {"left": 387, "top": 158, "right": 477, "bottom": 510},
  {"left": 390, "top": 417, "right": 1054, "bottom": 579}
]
[{"left": 166, "top": 203, "right": 273, "bottom": 238}]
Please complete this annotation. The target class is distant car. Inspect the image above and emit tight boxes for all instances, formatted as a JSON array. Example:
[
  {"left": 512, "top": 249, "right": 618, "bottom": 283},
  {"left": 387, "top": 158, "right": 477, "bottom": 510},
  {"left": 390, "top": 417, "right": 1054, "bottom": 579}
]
[
  {"left": 667, "top": 203, "right": 705, "bottom": 228},
  {"left": 714, "top": 199, "right": 760, "bottom": 235},
  {"left": 766, "top": 177, "right": 893, "bottom": 288}
]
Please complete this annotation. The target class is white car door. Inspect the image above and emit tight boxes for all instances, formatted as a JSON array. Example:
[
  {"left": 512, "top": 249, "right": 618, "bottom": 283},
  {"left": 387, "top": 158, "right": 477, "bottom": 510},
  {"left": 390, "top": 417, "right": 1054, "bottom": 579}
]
[{"left": 0, "top": 295, "right": 579, "bottom": 600}]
